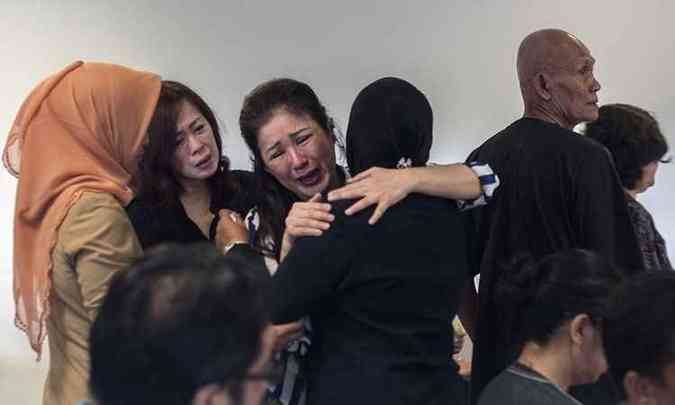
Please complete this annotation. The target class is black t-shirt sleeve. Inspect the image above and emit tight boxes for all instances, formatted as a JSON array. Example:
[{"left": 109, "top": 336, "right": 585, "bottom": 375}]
[
  {"left": 573, "top": 144, "right": 642, "bottom": 271},
  {"left": 270, "top": 200, "right": 368, "bottom": 324}
]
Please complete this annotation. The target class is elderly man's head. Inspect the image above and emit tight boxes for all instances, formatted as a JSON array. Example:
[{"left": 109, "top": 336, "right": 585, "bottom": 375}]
[{"left": 517, "top": 29, "right": 601, "bottom": 129}]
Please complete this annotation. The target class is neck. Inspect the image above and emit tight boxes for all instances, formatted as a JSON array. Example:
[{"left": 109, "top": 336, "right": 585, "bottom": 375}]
[
  {"left": 625, "top": 188, "right": 639, "bottom": 199},
  {"left": 518, "top": 341, "right": 574, "bottom": 391},
  {"left": 179, "top": 179, "right": 211, "bottom": 210},
  {"left": 524, "top": 103, "right": 574, "bottom": 130}
]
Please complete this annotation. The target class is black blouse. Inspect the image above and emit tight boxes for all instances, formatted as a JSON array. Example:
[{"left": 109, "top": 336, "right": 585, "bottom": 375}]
[
  {"left": 271, "top": 194, "right": 471, "bottom": 405},
  {"left": 127, "top": 170, "right": 256, "bottom": 250}
]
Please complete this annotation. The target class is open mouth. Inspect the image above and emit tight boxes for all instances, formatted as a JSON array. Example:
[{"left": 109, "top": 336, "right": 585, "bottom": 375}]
[
  {"left": 297, "top": 168, "right": 322, "bottom": 187},
  {"left": 195, "top": 155, "right": 212, "bottom": 169}
]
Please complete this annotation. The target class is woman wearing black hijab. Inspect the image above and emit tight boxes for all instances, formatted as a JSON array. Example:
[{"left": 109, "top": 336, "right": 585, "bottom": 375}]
[{"left": 270, "top": 77, "right": 470, "bottom": 405}]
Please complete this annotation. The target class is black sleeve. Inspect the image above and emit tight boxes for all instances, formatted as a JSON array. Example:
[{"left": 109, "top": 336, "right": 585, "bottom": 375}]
[
  {"left": 125, "top": 198, "right": 155, "bottom": 250},
  {"left": 270, "top": 202, "right": 368, "bottom": 324},
  {"left": 573, "top": 145, "right": 643, "bottom": 272}
]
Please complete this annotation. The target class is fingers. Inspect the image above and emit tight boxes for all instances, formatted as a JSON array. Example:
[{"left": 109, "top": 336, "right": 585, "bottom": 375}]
[
  {"left": 344, "top": 196, "right": 376, "bottom": 216},
  {"left": 327, "top": 182, "right": 368, "bottom": 201},
  {"left": 218, "top": 209, "right": 243, "bottom": 223},
  {"left": 346, "top": 167, "right": 376, "bottom": 183},
  {"left": 368, "top": 201, "right": 390, "bottom": 225},
  {"left": 308, "top": 193, "right": 322, "bottom": 202}
]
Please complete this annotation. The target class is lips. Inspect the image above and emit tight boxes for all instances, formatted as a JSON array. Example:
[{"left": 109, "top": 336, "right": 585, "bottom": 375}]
[
  {"left": 297, "top": 168, "right": 322, "bottom": 187},
  {"left": 195, "top": 154, "right": 212, "bottom": 169}
]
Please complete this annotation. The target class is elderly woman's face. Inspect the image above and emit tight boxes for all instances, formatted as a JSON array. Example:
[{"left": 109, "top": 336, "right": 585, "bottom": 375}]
[
  {"left": 636, "top": 161, "right": 659, "bottom": 194},
  {"left": 256, "top": 109, "right": 337, "bottom": 200}
]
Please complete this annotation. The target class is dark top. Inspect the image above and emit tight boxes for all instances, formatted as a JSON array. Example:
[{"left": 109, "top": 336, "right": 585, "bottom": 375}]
[
  {"left": 126, "top": 170, "right": 256, "bottom": 249},
  {"left": 271, "top": 195, "right": 471, "bottom": 405},
  {"left": 625, "top": 195, "right": 672, "bottom": 270},
  {"left": 465, "top": 118, "right": 644, "bottom": 403},
  {"left": 478, "top": 363, "right": 582, "bottom": 405}
]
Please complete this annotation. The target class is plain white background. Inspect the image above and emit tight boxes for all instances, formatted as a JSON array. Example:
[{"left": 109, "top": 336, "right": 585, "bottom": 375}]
[{"left": 1, "top": 1, "right": 673, "bottom": 402}]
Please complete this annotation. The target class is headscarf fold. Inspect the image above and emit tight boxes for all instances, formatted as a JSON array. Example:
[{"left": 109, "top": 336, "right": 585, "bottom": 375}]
[
  {"left": 3, "top": 61, "right": 161, "bottom": 356},
  {"left": 346, "top": 77, "right": 433, "bottom": 175}
]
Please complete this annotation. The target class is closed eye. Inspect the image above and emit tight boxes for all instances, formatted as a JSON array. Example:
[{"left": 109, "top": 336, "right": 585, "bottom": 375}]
[{"left": 297, "top": 133, "right": 312, "bottom": 144}]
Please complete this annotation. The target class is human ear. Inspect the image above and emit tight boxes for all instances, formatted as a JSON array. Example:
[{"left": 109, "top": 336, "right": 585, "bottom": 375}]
[
  {"left": 569, "top": 313, "right": 594, "bottom": 346},
  {"left": 534, "top": 72, "right": 553, "bottom": 101}
]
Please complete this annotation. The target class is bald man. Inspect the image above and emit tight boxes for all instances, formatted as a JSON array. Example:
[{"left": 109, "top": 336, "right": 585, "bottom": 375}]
[{"left": 465, "top": 29, "right": 643, "bottom": 403}]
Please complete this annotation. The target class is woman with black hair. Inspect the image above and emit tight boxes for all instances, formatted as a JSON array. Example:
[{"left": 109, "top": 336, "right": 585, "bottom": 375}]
[
  {"left": 127, "top": 80, "right": 255, "bottom": 253},
  {"left": 267, "top": 77, "right": 473, "bottom": 405},
  {"left": 477, "top": 249, "right": 622, "bottom": 405},
  {"left": 603, "top": 271, "right": 675, "bottom": 405},
  {"left": 585, "top": 104, "right": 672, "bottom": 270}
]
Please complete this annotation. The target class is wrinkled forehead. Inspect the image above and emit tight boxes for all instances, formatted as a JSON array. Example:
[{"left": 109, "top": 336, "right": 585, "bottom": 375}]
[{"left": 555, "top": 36, "right": 595, "bottom": 70}]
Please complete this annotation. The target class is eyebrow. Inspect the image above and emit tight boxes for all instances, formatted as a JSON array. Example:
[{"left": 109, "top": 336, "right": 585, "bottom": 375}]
[
  {"left": 265, "top": 127, "right": 310, "bottom": 154},
  {"left": 176, "top": 117, "right": 203, "bottom": 136}
]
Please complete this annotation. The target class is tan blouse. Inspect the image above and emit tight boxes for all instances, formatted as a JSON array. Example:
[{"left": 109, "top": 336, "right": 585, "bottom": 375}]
[{"left": 43, "top": 191, "right": 142, "bottom": 405}]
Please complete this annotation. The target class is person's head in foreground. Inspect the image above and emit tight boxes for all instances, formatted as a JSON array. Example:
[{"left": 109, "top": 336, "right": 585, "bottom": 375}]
[
  {"left": 604, "top": 271, "right": 675, "bottom": 405},
  {"left": 585, "top": 103, "right": 670, "bottom": 197},
  {"left": 89, "top": 244, "right": 272, "bottom": 405},
  {"left": 497, "top": 249, "right": 621, "bottom": 391},
  {"left": 517, "top": 28, "right": 601, "bottom": 129}
]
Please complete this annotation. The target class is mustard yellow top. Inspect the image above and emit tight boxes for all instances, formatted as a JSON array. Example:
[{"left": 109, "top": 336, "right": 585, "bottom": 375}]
[{"left": 43, "top": 191, "right": 142, "bottom": 405}]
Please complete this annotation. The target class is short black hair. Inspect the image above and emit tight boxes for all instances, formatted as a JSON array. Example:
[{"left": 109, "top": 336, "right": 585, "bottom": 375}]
[
  {"left": 496, "top": 249, "right": 621, "bottom": 348},
  {"left": 604, "top": 271, "right": 675, "bottom": 393},
  {"left": 89, "top": 243, "right": 269, "bottom": 405},
  {"left": 585, "top": 103, "right": 670, "bottom": 190}
]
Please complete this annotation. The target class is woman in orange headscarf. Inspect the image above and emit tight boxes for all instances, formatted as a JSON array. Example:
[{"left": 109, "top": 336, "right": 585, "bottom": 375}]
[{"left": 3, "top": 61, "right": 161, "bottom": 405}]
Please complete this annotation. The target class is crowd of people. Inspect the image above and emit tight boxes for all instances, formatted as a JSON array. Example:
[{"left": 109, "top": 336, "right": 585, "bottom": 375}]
[{"left": 3, "top": 28, "right": 672, "bottom": 405}]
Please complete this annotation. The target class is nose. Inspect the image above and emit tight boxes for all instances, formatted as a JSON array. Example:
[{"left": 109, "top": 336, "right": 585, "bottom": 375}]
[
  {"left": 187, "top": 134, "right": 205, "bottom": 155},
  {"left": 287, "top": 146, "right": 308, "bottom": 170},
  {"left": 591, "top": 76, "right": 601, "bottom": 92}
]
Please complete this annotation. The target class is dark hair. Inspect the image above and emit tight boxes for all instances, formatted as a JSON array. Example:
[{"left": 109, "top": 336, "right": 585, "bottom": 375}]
[
  {"left": 89, "top": 243, "right": 269, "bottom": 405},
  {"left": 604, "top": 271, "right": 675, "bottom": 392},
  {"left": 346, "top": 77, "right": 433, "bottom": 175},
  {"left": 239, "top": 78, "right": 340, "bottom": 259},
  {"left": 136, "top": 80, "right": 235, "bottom": 211},
  {"left": 496, "top": 249, "right": 621, "bottom": 348},
  {"left": 585, "top": 103, "right": 671, "bottom": 190}
]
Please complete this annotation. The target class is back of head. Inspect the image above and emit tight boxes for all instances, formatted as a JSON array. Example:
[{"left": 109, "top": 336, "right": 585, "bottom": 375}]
[
  {"left": 346, "top": 77, "right": 432, "bottom": 176},
  {"left": 604, "top": 271, "right": 675, "bottom": 397},
  {"left": 89, "top": 243, "right": 268, "bottom": 405},
  {"left": 585, "top": 103, "right": 670, "bottom": 190},
  {"left": 496, "top": 249, "right": 621, "bottom": 348}
]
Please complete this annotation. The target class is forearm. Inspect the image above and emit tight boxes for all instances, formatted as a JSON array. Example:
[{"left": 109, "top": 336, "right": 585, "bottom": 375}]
[
  {"left": 408, "top": 164, "right": 481, "bottom": 200},
  {"left": 457, "top": 279, "right": 478, "bottom": 341}
]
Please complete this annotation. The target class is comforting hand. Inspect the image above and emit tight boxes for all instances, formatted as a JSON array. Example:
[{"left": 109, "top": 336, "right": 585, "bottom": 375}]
[
  {"left": 280, "top": 193, "right": 334, "bottom": 260},
  {"left": 263, "top": 321, "right": 305, "bottom": 357},
  {"left": 214, "top": 209, "right": 249, "bottom": 253},
  {"left": 327, "top": 167, "right": 416, "bottom": 224}
]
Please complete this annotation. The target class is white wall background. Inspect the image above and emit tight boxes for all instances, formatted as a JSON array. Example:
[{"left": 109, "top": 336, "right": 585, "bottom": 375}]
[{"left": 1, "top": 1, "right": 673, "bottom": 402}]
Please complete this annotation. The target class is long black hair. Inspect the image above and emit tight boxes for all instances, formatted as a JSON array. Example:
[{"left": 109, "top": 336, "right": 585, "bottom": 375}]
[{"left": 136, "top": 80, "right": 236, "bottom": 212}]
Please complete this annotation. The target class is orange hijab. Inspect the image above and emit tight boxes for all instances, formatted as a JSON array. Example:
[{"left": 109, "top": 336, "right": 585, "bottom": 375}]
[{"left": 3, "top": 61, "right": 161, "bottom": 356}]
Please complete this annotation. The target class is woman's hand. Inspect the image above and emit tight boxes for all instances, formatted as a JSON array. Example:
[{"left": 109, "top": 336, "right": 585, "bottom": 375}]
[
  {"left": 214, "top": 209, "right": 249, "bottom": 253},
  {"left": 327, "top": 167, "right": 416, "bottom": 225},
  {"left": 279, "top": 193, "right": 334, "bottom": 260},
  {"left": 263, "top": 321, "right": 305, "bottom": 357}
]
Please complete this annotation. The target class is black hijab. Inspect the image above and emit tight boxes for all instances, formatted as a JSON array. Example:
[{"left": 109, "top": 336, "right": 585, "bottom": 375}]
[{"left": 346, "top": 77, "right": 433, "bottom": 175}]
